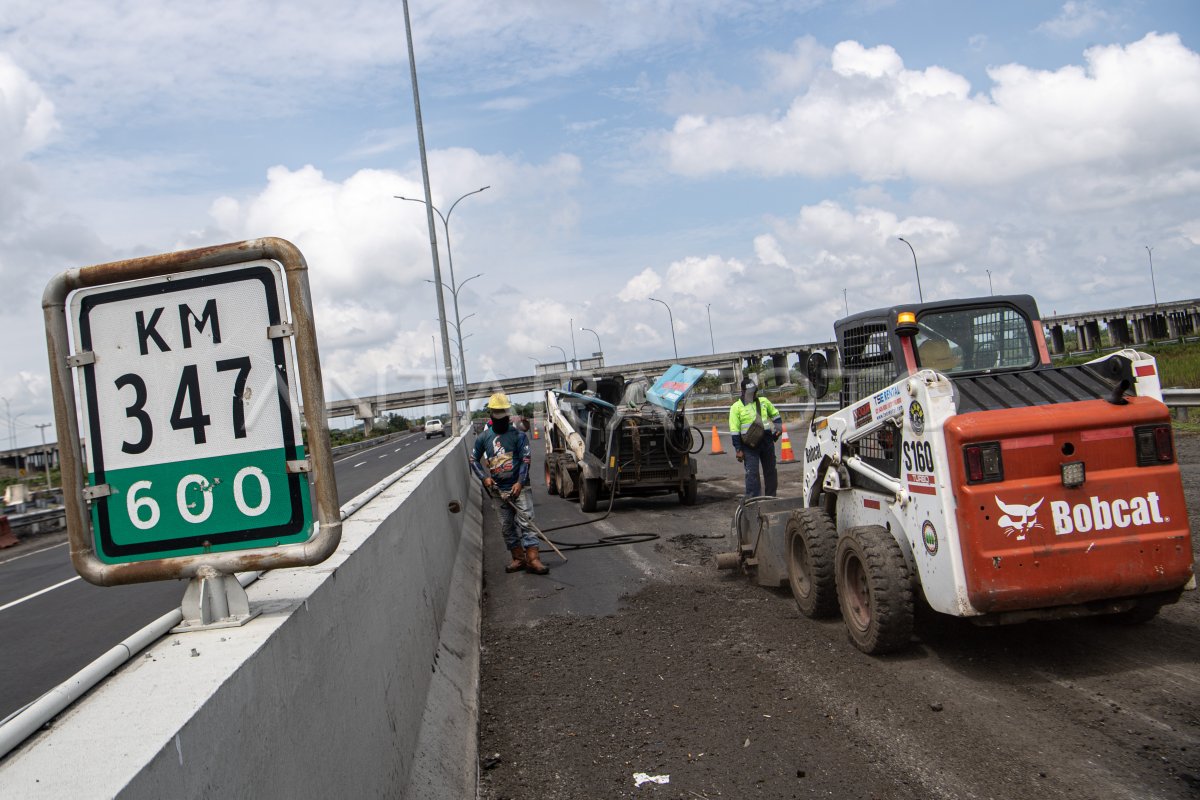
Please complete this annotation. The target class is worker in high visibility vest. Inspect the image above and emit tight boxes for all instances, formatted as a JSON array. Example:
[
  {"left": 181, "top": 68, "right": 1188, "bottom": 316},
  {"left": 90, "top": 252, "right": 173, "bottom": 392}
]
[{"left": 729, "top": 377, "right": 783, "bottom": 497}]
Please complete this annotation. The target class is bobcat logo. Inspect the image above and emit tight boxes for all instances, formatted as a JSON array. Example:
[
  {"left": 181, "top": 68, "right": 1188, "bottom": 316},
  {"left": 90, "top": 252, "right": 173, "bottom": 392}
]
[{"left": 995, "top": 497, "right": 1044, "bottom": 541}]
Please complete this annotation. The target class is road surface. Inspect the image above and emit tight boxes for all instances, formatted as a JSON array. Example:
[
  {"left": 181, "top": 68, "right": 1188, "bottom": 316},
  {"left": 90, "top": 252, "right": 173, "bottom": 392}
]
[{"left": 480, "top": 433, "right": 1200, "bottom": 800}]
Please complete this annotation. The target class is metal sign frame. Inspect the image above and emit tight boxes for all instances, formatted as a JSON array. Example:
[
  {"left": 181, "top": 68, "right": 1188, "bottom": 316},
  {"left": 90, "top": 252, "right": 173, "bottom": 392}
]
[{"left": 43, "top": 238, "right": 341, "bottom": 586}]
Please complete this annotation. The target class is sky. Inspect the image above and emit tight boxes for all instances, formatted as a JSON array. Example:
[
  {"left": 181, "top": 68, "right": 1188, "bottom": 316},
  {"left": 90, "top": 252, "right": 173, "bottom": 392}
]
[{"left": 1, "top": 0, "right": 1199, "bottom": 442}]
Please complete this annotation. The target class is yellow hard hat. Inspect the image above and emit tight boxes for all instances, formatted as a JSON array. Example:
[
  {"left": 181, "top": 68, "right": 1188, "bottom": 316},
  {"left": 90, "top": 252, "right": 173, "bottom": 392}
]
[{"left": 486, "top": 392, "right": 512, "bottom": 412}]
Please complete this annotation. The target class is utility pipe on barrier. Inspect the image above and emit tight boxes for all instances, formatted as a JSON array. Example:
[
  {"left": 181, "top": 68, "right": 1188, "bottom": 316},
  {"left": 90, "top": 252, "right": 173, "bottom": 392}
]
[{"left": 0, "top": 434, "right": 462, "bottom": 762}]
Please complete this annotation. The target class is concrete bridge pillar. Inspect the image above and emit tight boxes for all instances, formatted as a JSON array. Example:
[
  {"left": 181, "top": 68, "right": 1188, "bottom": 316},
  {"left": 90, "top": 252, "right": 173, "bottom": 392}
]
[
  {"left": 771, "top": 352, "right": 788, "bottom": 387},
  {"left": 356, "top": 402, "right": 377, "bottom": 434},
  {"left": 1167, "top": 312, "right": 1182, "bottom": 340},
  {"left": 1132, "top": 317, "right": 1147, "bottom": 344},
  {"left": 1048, "top": 325, "right": 1066, "bottom": 355},
  {"left": 1084, "top": 320, "right": 1102, "bottom": 351},
  {"left": 1108, "top": 318, "right": 1131, "bottom": 347},
  {"left": 1150, "top": 313, "right": 1166, "bottom": 340}
]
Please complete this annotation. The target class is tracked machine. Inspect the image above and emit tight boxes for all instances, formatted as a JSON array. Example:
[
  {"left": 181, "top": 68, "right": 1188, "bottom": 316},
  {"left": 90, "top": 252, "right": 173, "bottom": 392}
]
[
  {"left": 542, "top": 365, "right": 703, "bottom": 511},
  {"left": 719, "top": 294, "right": 1196, "bottom": 653}
]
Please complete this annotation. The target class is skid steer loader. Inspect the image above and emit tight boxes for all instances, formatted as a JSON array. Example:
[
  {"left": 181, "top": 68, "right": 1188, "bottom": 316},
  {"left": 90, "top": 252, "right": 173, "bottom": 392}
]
[{"left": 719, "top": 295, "right": 1196, "bottom": 654}]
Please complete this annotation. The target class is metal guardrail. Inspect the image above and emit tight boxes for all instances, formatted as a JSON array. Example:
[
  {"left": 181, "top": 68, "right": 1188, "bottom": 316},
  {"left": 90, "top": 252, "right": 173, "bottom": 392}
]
[
  {"left": 1163, "top": 388, "right": 1200, "bottom": 408},
  {"left": 689, "top": 391, "right": 1200, "bottom": 421}
]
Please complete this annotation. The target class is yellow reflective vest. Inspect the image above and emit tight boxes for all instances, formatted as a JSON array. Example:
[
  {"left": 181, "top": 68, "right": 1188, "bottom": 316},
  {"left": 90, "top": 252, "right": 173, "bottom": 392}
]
[{"left": 728, "top": 397, "right": 781, "bottom": 448}]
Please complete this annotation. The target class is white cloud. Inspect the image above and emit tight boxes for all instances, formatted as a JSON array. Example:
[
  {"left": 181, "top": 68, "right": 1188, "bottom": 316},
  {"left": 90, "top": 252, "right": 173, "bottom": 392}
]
[
  {"left": 1036, "top": 1, "right": 1115, "bottom": 39},
  {"left": 662, "top": 33, "right": 1200, "bottom": 198},
  {"left": 0, "top": 0, "right": 822, "bottom": 127},
  {"left": 761, "top": 35, "right": 829, "bottom": 94},
  {"left": 481, "top": 96, "right": 534, "bottom": 112},
  {"left": 617, "top": 268, "right": 663, "bottom": 302},
  {"left": 0, "top": 53, "right": 57, "bottom": 162},
  {"left": 203, "top": 149, "right": 584, "bottom": 398}
]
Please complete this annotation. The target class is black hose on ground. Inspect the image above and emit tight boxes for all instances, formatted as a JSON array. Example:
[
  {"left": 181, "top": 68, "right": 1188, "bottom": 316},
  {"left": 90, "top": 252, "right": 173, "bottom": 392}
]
[{"left": 533, "top": 455, "right": 661, "bottom": 549}]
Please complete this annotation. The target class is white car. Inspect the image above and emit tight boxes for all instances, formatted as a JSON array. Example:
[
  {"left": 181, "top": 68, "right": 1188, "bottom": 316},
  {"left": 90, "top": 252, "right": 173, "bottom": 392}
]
[{"left": 423, "top": 418, "right": 445, "bottom": 439}]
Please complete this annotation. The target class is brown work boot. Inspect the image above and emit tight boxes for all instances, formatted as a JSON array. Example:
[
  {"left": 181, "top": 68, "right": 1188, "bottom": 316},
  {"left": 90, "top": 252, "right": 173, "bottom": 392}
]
[
  {"left": 504, "top": 546, "right": 525, "bottom": 573},
  {"left": 524, "top": 546, "right": 549, "bottom": 575}
]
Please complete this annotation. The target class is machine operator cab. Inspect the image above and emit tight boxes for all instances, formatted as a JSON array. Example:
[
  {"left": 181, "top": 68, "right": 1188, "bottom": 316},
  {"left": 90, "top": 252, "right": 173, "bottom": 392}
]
[{"left": 828, "top": 294, "right": 1048, "bottom": 409}]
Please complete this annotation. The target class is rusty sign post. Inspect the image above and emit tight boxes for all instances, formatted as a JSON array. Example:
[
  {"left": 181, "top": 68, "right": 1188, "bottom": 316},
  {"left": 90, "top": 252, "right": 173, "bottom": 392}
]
[{"left": 43, "top": 238, "right": 341, "bottom": 630}]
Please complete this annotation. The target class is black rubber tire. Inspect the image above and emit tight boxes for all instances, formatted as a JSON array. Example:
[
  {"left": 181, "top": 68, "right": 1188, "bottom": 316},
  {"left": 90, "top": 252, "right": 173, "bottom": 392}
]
[
  {"left": 579, "top": 477, "right": 601, "bottom": 512},
  {"left": 835, "top": 525, "right": 914, "bottom": 654},
  {"left": 545, "top": 459, "right": 559, "bottom": 496},
  {"left": 679, "top": 477, "right": 698, "bottom": 506},
  {"left": 786, "top": 508, "right": 839, "bottom": 619},
  {"left": 558, "top": 462, "right": 576, "bottom": 499}
]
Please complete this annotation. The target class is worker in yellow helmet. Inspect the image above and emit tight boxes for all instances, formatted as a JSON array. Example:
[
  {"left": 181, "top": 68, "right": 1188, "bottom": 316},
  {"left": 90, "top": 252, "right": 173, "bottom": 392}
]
[{"left": 471, "top": 392, "right": 547, "bottom": 575}]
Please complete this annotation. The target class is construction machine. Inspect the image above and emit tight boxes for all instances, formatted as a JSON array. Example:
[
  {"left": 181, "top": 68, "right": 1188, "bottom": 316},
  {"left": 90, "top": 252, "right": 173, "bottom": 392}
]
[
  {"left": 543, "top": 365, "right": 703, "bottom": 511},
  {"left": 719, "top": 294, "right": 1196, "bottom": 653}
]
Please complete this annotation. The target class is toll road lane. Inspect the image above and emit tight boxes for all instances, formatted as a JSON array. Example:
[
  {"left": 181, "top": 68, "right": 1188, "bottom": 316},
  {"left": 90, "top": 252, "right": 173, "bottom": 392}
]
[{"left": 0, "top": 428, "right": 442, "bottom": 723}]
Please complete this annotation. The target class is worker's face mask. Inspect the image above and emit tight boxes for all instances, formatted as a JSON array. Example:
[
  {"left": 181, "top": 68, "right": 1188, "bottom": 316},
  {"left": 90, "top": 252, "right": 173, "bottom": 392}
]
[
  {"left": 491, "top": 415, "right": 510, "bottom": 433},
  {"left": 743, "top": 385, "right": 757, "bottom": 403}
]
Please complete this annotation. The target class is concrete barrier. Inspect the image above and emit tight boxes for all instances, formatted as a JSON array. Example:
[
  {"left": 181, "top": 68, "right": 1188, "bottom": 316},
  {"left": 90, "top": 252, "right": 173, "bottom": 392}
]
[{"left": 0, "top": 438, "right": 481, "bottom": 799}]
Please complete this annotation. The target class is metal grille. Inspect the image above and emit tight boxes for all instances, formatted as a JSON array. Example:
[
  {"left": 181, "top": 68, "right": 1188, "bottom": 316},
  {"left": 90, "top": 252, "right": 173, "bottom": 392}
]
[
  {"left": 839, "top": 323, "right": 898, "bottom": 406},
  {"left": 852, "top": 425, "right": 900, "bottom": 475},
  {"left": 955, "top": 364, "right": 1118, "bottom": 412},
  {"left": 917, "top": 306, "right": 1035, "bottom": 373}
]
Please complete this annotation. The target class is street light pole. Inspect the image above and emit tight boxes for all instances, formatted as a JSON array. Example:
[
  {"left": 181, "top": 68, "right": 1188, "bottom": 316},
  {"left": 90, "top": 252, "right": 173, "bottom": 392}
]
[
  {"left": 986, "top": 269, "right": 993, "bottom": 296},
  {"left": 648, "top": 297, "right": 678, "bottom": 359},
  {"left": 897, "top": 237, "right": 924, "bottom": 302},
  {"left": 1146, "top": 245, "right": 1161, "bottom": 338},
  {"left": 35, "top": 422, "right": 52, "bottom": 490},
  {"left": 401, "top": 0, "right": 458, "bottom": 435},
  {"left": 705, "top": 304, "right": 715, "bottom": 354},
  {"left": 397, "top": 185, "right": 490, "bottom": 415},
  {"left": 569, "top": 317, "right": 578, "bottom": 369},
  {"left": 1, "top": 397, "right": 11, "bottom": 449},
  {"left": 422, "top": 271, "right": 483, "bottom": 408},
  {"left": 581, "top": 327, "right": 602, "bottom": 357},
  {"left": 1146, "top": 246, "right": 1159, "bottom": 306},
  {"left": 842, "top": 288, "right": 848, "bottom": 317}
]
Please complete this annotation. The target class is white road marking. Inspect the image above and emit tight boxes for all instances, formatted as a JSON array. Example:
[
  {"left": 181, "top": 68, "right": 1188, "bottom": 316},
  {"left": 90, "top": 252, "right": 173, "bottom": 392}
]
[
  {"left": 0, "top": 540, "right": 69, "bottom": 565},
  {"left": 378, "top": 454, "right": 388, "bottom": 459},
  {"left": 333, "top": 435, "right": 417, "bottom": 464},
  {"left": 353, "top": 461, "right": 367, "bottom": 468},
  {"left": 395, "top": 448, "right": 403, "bottom": 453},
  {"left": 0, "top": 576, "right": 82, "bottom": 613}
]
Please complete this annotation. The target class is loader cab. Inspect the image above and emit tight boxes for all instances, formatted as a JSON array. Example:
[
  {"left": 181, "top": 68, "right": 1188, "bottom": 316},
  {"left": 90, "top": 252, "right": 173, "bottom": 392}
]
[{"left": 833, "top": 294, "right": 1048, "bottom": 407}]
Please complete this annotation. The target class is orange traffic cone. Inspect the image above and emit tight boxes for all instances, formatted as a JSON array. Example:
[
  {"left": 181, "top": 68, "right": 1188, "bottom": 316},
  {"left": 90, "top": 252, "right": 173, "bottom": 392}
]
[
  {"left": 533, "top": 426, "right": 540, "bottom": 440},
  {"left": 710, "top": 425, "right": 725, "bottom": 455},
  {"left": 779, "top": 425, "right": 795, "bottom": 462}
]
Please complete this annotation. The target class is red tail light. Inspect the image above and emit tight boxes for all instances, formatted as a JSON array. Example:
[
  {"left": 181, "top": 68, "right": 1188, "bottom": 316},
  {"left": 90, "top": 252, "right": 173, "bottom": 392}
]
[
  {"left": 1135, "top": 424, "right": 1174, "bottom": 465},
  {"left": 964, "top": 442, "right": 1003, "bottom": 484}
]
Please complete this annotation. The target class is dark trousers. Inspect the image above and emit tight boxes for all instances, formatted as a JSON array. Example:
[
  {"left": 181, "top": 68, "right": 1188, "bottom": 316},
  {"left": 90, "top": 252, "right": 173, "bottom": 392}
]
[{"left": 742, "top": 438, "right": 777, "bottom": 497}]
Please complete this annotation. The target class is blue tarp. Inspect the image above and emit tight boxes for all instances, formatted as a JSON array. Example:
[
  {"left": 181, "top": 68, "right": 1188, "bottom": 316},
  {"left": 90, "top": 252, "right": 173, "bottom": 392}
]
[{"left": 645, "top": 364, "right": 705, "bottom": 412}]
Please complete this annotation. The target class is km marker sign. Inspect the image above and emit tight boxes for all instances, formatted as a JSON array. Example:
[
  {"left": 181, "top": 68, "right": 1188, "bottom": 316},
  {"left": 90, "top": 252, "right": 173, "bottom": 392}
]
[{"left": 44, "top": 239, "right": 340, "bottom": 591}]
